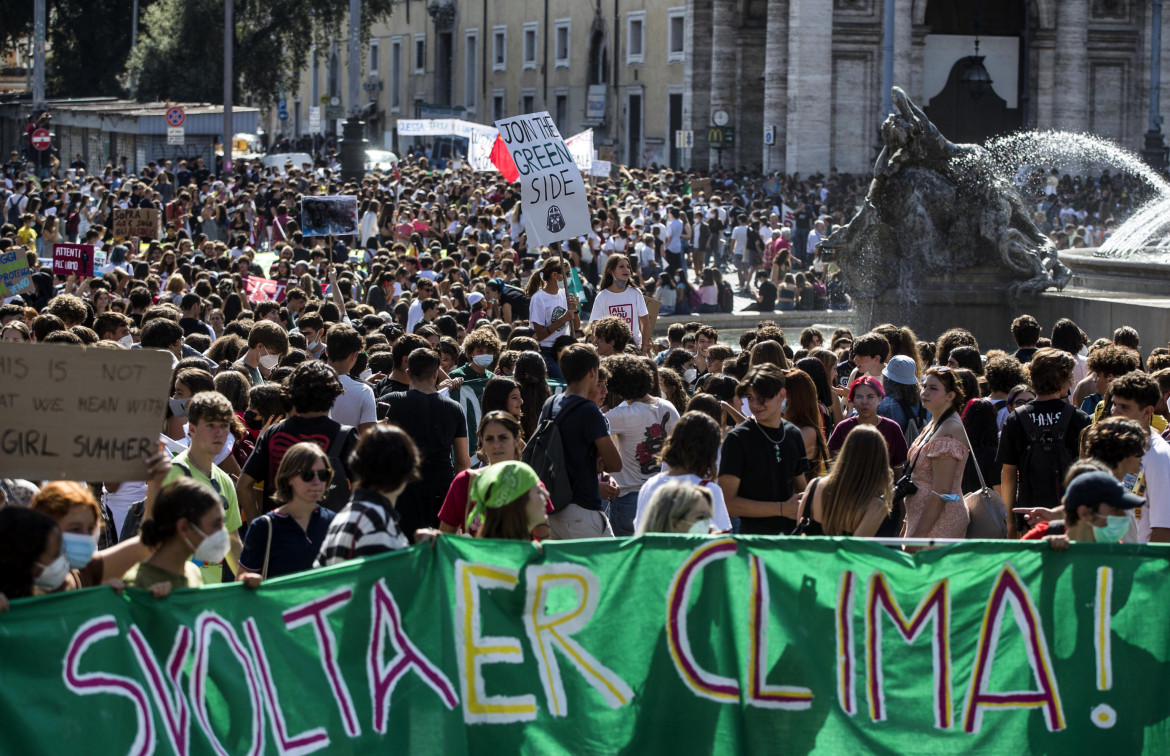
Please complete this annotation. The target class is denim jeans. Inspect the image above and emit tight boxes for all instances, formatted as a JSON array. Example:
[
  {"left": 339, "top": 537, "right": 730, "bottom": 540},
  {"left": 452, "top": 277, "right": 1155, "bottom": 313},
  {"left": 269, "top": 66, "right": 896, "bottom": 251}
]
[{"left": 606, "top": 490, "right": 640, "bottom": 537}]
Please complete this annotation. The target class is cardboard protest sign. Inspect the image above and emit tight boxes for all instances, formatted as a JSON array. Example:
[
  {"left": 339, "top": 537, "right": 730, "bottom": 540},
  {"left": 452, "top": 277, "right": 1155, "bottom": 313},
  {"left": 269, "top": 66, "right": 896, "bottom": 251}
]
[
  {"left": 301, "top": 196, "right": 359, "bottom": 237},
  {"left": 494, "top": 112, "right": 590, "bottom": 246},
  {"left": 644, "top": 294, "right": 661, "bottom": 340},
  {"left": 111, "top": 208, "right": 162, "bottom": 239},
  {"left": 0, "top": 342, "right": 171, "bottom": 481},
  {"left": 52, "top": 243, "right": 95, "bottom": 277},
  {"left": 691, "top": 177, "right": 713, "bottom": 196},
  {"left": 0, "top": 248, "right": 33, "bottom": 297}
]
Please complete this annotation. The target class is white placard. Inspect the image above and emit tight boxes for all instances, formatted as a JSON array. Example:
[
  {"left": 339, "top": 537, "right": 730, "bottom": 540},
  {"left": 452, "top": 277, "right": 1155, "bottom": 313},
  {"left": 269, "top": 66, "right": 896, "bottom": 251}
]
[
  {"left": 167, "top": 127, "right": 185, "bottom": 145},
  {"left": 494, "top": 112, "right": 590, "bottom": 247},
  {"left": 564, "top": 129, "right": 594, "bottom": 173},
  {"left": 308, "top": 106, "right": 322, "bottom": 133},
  {"left": 590, "top": 160, "right": 611, "bottom": 177}
]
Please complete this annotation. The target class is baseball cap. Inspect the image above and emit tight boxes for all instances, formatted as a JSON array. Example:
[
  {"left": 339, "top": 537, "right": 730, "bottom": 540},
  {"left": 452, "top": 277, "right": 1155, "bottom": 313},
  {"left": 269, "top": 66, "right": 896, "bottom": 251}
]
[{"left": 1064, "top": 471, "right": 1144, "bottom": 512}]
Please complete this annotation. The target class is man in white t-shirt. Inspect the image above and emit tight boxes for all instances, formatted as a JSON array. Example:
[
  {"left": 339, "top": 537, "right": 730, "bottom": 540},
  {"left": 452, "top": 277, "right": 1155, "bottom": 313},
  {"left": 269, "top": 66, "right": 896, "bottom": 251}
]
[
  {"left": 326, "top": 324, "right": 378, "bottom": 434},
  {"left": 730, "top": 213, "right": 750, "bottom": 288}
]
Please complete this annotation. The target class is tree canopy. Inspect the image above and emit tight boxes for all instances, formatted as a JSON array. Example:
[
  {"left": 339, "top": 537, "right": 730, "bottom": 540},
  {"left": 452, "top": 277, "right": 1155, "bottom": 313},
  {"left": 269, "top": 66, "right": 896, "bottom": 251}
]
[{"left": 126, "top": 0, "right": 394, "bottom": 106}]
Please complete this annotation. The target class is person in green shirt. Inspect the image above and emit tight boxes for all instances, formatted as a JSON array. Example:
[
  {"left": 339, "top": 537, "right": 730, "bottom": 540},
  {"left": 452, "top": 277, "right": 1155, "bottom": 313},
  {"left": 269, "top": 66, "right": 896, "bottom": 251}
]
[
  {"left": 234, "top": 319, "right": 288, "bottom": 386},
  {"left": 160, "top": 391, "right": 243, "bottom": 584},
  {"left": 448, "top": 323, "right": 500, "bottom": 382}
]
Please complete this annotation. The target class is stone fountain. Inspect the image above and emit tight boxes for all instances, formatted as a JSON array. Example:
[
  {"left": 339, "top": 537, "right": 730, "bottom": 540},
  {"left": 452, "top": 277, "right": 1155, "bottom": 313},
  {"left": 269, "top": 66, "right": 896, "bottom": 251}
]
[{"left": 820, "top": 87, "right": 1170, "bottom": 348}]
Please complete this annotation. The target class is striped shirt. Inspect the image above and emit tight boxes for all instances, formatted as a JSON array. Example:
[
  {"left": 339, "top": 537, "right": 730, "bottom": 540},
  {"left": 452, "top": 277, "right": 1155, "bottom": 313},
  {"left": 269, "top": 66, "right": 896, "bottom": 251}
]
[{"left": 314, "top": 489, "right": 409, "bottom": 567}]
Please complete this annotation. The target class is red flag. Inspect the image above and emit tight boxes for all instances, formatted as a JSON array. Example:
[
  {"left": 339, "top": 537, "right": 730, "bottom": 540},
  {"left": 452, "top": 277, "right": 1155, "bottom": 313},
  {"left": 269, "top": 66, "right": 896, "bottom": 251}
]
[{"left": 490, "top": 135, "right": 519, "bottom": 183}]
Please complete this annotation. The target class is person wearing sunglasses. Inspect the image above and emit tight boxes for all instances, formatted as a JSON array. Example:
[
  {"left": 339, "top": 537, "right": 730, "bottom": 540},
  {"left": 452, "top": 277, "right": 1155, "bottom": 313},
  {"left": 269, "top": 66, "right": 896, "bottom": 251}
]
[{"left": 239, "top": 442, "right": 337, "bottom": 580}]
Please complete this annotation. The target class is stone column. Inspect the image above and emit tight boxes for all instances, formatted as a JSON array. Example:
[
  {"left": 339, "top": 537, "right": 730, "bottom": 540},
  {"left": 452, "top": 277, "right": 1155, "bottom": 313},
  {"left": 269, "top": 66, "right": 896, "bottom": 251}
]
[
  {"left": 894, "top": 0, "right": 912, "bottom": 91},
  {"left": 708, "top": 0, "right": 738, "bottom": 168},
  {"left": 762, "top": 0, "right": 788, "bottom": 173},
  {"left": 1033, "top": 30, "right": 1057, "bottom": 131},
  {"left": 785, "top": 0, "right": 832, "bottom": 175},
  {"left": 684, "top": 0, "right": 714, "bottom": 168},
  {"left": 1052, "top": 1, "right": 1089, "bottom": 132}
]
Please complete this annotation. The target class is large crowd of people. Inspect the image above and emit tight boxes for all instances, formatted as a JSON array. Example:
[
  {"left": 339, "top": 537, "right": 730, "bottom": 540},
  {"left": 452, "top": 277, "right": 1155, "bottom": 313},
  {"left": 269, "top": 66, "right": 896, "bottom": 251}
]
[{"left": 0, "top": 134, "right": 1166, "bottom": 610}]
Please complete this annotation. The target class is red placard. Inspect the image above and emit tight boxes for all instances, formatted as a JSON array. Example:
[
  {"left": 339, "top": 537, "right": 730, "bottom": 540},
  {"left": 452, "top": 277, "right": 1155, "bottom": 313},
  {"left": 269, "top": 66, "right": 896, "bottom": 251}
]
[
  {"left": 53, "top": 243, "right": 95, "bottom": 277},
  {"left": 243, "top": 275, "right": 287, "bottom": 302},
  {"left": 31, "top": 129, "right": 51, "bottom": 151}
]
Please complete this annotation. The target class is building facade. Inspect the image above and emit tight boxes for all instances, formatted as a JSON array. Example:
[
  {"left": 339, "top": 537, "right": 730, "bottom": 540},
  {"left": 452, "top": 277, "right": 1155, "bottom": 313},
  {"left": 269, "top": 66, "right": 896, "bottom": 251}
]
[{"left": 278, "top": 0, "right": 1168, "bottom": 176}]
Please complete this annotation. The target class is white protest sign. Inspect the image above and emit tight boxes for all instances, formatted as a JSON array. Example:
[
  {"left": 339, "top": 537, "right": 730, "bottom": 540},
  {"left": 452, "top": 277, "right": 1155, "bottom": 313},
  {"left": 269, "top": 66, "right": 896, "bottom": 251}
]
[
  {"left": 590, "top": 160, "right": 612, "bottom": 177},
  {"left": 564, "top": 129, "right": 594, "bottom": 173},
  {"left": 494, "top": 112, "right": 590, "bottom": 246}
]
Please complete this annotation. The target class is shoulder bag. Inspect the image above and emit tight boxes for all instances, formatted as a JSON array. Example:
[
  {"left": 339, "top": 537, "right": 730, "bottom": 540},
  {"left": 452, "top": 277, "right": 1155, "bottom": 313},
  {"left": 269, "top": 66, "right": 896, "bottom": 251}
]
[{"left": 955, "top": 417, "right": 1008, "bottom": 539}]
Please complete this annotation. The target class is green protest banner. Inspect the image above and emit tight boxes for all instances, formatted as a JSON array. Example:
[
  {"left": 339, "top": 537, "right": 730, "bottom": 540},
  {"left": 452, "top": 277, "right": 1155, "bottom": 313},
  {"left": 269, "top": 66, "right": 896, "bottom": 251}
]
[
  {"left": 1, "top": 538, "right": 1168, "bottom": 754},
  {"left": 452, "top": 377, "right": 565, "bottom": 456}
]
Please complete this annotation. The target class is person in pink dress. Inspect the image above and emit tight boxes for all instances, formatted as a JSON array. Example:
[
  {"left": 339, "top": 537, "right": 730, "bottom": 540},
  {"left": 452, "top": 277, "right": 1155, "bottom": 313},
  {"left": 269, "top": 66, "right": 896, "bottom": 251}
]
[{"left": 903, "top": 367, "right": 970, "bottom": 544}]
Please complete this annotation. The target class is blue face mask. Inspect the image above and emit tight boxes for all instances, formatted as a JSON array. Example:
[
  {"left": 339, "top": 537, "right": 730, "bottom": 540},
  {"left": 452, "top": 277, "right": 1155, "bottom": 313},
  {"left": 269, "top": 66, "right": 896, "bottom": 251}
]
[
  {"left": 472, "top": 354, "right": 494, "bottom": 368},
  {"left": 62, "top": 531, "right": 98, "bottom": 569},
  {"left": 1092, "top": 515, "right": 1131, "bottom": 544}
]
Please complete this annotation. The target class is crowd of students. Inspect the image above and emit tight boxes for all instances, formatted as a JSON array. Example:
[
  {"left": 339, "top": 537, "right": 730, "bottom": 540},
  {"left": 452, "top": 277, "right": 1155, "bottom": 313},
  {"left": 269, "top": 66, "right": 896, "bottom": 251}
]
[{"left": 0, "top": 150, "right": 1165, "bottom": 611}]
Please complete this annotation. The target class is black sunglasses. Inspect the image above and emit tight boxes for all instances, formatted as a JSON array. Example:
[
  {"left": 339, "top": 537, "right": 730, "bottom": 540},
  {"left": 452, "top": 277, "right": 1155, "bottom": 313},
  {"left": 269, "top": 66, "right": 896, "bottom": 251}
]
[{"left": 299, "top": 469, "right": 331, "bottom": 483}]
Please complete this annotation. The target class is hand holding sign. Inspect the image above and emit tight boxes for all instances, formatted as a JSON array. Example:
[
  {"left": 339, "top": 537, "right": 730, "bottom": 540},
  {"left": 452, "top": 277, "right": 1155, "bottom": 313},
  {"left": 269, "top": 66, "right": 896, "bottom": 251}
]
[{"left": 493, "top": 112, "right": 590, "bottom": 247}]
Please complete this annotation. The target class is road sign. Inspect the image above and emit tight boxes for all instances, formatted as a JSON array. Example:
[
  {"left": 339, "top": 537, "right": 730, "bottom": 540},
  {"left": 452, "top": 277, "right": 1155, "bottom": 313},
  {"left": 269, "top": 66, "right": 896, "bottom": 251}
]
[
  {"left": 675, "top": 130, "right": 694, "bottom": 149},
  {"left": 279, "top": 110, "right": 289, "bottom": 121},
  {"left": 167, "top": 127, "right": 185, "bottom": 145},
  {"left": 308, "top": 106, "right": 322, "bottom": 133},
  {"left": 31, "top": 129, "right": 51, "bottom": 151},
  {"left": 764, "top": 125, "right": 775, "bottom": 146},
  {"left": 164, "top": 106, "right": 186, "bottom": 127}
]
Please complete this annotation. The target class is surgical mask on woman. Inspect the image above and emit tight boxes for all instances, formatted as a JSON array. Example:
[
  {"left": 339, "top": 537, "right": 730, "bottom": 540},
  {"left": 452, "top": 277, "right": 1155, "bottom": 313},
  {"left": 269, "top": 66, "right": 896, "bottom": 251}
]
[
  {"left": 168, "top": 396, "right": 192, "bottom": 417},
  {"left": 61, "top": 532, "right": 99, "bottom": 569},
  {"left": 186, "top": 525, "right": 231, "bottom": 565},
  {"left": 34, "top": 554, "right": 70, "bottom": 590}
]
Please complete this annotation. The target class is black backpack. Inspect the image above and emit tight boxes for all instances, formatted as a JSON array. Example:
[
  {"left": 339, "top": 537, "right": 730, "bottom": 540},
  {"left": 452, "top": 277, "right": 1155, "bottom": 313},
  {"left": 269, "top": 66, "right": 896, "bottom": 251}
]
[
  {"left": 1016, "top": 404, "right": 1075, "bottom": 508},
  {"left": 322, "top": 424, "right": 357, "bottom": 512},
  {"left": 522, "top": 396, "right": 590, "bottom": 513},
  {"left": 5, "top": 195, "right": 22, "bottom": 225}
]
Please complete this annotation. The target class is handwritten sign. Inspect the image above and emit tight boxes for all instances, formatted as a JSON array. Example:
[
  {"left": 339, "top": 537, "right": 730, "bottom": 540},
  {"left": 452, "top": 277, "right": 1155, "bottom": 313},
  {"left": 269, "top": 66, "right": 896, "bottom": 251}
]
[
  {"left": 494, "top": 111, "right": 590, "bottom": 246},
  {"left": 0, "top": 343, "right": 171, "bottom": 480},
  {"left": 52, "top": 243, "right": 94, "bottom": 277},
  {"left": 111, "top": 208, "right": 162, "bottom": 239},
  {"left": 0, "top": 248, "right": 33, "bottom": 298}
]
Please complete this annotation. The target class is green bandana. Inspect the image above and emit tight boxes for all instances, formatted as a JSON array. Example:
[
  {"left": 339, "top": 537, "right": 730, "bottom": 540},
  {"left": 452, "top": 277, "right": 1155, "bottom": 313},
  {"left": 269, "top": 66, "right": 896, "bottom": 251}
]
[{"left": 467, "top": 461, "right": 540, "bottom": 530}]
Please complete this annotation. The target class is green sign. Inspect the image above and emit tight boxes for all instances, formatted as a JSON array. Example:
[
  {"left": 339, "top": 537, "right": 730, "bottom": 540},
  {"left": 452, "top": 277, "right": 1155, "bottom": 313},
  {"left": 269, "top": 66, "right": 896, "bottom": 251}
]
[
  {"left": 706, "top": 127, "right": 735, "bottom": 147},
  {"left": 2, "top": 538, "right": 1169, "bottom": 754},
  {"left": 452, "top": 377, "right": 565, "bottom": 456}
]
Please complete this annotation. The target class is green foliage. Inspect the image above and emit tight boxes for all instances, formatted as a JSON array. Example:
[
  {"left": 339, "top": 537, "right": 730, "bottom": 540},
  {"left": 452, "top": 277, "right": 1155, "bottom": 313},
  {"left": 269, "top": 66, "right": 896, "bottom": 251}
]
[
  {"left": 125, "top": 0, "right": 394, "bottom": 107},
  {"left": 47, "top": 0, "right": 156, "bottom": 97}
]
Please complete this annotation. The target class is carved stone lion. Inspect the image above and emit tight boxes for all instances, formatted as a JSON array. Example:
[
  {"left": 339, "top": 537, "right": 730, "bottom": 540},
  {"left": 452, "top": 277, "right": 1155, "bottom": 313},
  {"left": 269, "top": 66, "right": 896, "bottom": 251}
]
[{"left": 820, "top": 87, "right": 1070, "bottom": 299}]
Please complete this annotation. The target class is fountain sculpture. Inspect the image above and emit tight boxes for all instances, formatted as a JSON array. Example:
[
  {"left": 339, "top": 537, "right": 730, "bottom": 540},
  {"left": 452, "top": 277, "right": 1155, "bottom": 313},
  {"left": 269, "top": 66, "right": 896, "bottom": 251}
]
[{"left": 820, "top": 88, "right": 1169, "bottom": 347}]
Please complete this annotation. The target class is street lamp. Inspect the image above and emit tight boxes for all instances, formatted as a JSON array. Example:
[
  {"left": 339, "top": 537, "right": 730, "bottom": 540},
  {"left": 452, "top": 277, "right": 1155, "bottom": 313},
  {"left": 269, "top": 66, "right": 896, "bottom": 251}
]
[{"left": 960, "top": 39, "right": 993, "bottom": 100}]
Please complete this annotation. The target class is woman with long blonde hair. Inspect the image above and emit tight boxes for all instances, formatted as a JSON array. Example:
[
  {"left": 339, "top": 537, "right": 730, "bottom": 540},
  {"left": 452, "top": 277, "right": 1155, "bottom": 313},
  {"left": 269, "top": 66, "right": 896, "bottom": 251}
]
[{"left": 798, "top": 424, "right": 895, "bottom": 537}]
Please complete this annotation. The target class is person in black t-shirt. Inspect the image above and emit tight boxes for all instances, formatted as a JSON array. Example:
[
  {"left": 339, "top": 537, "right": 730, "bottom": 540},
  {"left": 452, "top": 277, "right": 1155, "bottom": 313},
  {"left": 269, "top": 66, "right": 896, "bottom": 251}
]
[
  {"left": 742, "top": 269, "right": 777, "bottom": 311},
  {"left": 382, "top": 347, "right": 470, "bottom": 541},
  {"left": 719, "top": 364, "right": 811, "bottom": 535},
  {"left": 238, "top": 361, "right": 356, "bottom": 519},
  {"left": 996, "top": 348, "right": 1090, "bottom": 536}
]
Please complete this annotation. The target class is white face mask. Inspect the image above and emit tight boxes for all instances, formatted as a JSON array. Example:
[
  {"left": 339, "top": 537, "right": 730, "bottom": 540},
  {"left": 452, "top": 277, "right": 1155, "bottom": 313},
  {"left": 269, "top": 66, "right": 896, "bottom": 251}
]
[
  {"left": 687, "top": 518, "right": 714, "bottom": 536},
  {"left": 34, "top": 554, "right": 70, "bottom": 590},
  {"left": 118, "top": 334, "right": 134, "bottom": 348},
  {"left": 472, "top": 354, "right": 494, "bottom": 368},
  {"left": 258, "top": 349, "right": 280, "bottom": 370},
  {"left": 683, "top": 368, "right": 698, "bottom": 384},
  {"left": 187, "top": 525, "right": 231, "bottom": 565}
]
